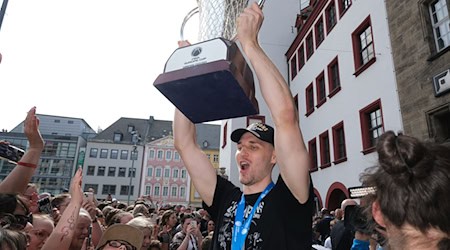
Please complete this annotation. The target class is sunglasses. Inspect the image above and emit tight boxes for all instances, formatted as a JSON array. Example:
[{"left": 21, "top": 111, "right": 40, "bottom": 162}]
[{"left": 106, "top": 240, "right": 135, "bottom": 250}]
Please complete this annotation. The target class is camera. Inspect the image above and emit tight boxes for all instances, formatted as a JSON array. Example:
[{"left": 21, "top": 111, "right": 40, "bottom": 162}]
[
  {"left": 0, "top": 144, "right": 25, "bottom": 163},
  {"left": 38, "top": 197, "right": 53, "bottom": 214}
]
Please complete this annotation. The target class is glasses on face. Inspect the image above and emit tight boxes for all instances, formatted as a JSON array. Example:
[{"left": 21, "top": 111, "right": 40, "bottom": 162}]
[{"left": 107, "top": 240, "right": 135, "bottom": 250}]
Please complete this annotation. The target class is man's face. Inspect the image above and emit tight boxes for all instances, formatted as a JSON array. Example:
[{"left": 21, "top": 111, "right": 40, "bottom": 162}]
[{"left": 235, "top": 132, "right": 275, "bottom": 186}]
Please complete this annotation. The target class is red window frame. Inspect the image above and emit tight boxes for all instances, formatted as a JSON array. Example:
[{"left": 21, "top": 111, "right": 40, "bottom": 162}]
[
  {"left": 246, "top": 115, "right": 265, "bottom": 126},
  {"left": 315, "top": 16, "right": 325, "bottom": 48},
  {"left": 332, "top": 121, "right": 347, "bottom": 164},
  {"left": 308, "top": 138, "right": 318, "bottom": 172},
  {"left": 305, "top": 83, "right": 315, "bottom": 116},
  {"left": 325, "top": 1, "right": 337, "bottom": 34},
  {"left": 359, "top": 99, "right": 384, "bottom": 154},
  {"left": 351, "top": 16, "right": 376, "bottom": 76},
  {"left": 297, "top": 44, "right": 305, "bottom": 70},
  {"left": 338, "top": 0, "right": 352, "bottom": 18},
  {"left": 306, "top": 32, "right": 314, "bottom": 59},
  {"left": 290, "top": 54, "right": 297, "bottom": 80},
  {"left": 315, "top": 71, "right": 326, "bottom": 108},
  {"left": 327, "top": 56, "right": 341, "bottom": 98},
  {"left": 222, "top": 122, "right": 227, "bottom": 149},
  {"left": 319, "top": 130, "right": 331, "bottom": 169}
]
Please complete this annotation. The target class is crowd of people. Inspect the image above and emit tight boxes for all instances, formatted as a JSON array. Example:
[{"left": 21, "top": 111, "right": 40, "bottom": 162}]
[{"left": 1, "top": 3, "right": 450, "bottom": 250}]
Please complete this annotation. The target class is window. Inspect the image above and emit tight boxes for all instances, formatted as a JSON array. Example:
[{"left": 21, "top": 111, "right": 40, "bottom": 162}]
[
  {"left": 360, "top": 99, "right": 384, "bottom": 153},
  {"left": 113, "top": 133, "right": 122, "bottom": 142},
  {"left": 213, "top": 154, "right": 219, "bottom": 162},
  {"left": 165, "top": 150, "right": 172, "bottom": 161},
  {"left": 127, "top": 125, "right": 135, "bottom": 133},
  {"left": 108, "top": 167, "right": 116, "bottom": 177},
  {"left": 83, "top": 184, "right": 98, "bottom": 194},
  {"left": 306, "top": 83, "right": 315, "bottom": 116},
  {"left": 87, "top": 166, "right": 95, "bottom": 176},
  {"left": 110, "top": 149, "right": 118, "bottom": 159},
  {"left": 100, "top": 149, "right": 108, "bottom": 158},
  {"left": 155, "top": 167, "right": 162, "bottom": 178},
  {"left": 247, "top": 115, "right": 265, "bottom": 126},
  {"left": 180, "top": 186, "right": 186, "bottom": 198},
  {"left": 206, "top": 154, "right": 211, "bottom": 160},
  {"left": 290, "top": 54, "right": 297, "bottom": 80},
  {"left": 128, "top": 168, "right": 136, "bottom": 178},
  {"left": 120, "top": 185, "right": 134, "bottom": 196},
  {"left": 332, "top": 122, "right": 347, "bottom": 164},
  {"left": 54, "top": 119, "right": 60, "bottom": 123},
  {"left": 145, "top": 186, "right": 151, "bottom": 195},
  {"left": 157, "top": 150, "right": 163, "bottom": 160},
  {"left": 306, "top": 32, "right": 314, "bottom": 59},
  {"left": 294, "top": 94, "right": 299, "bottom": 112},
  {"left": 181, "top": 169, "right": 187, "bottom": 179},
  {"left": 338, "top": 0, "right": 352, "bottom": 17},
  {"left": 171, "top": 186, "right": 178, "bottom": 197},
  {"left": 147, "top": 167, "right": 153, "bottom": 177},
  {"left": 326, "top": 1, "right": 337, "bottom": 33},
  {"left": 97, "top": 166, "right": 105, "bottom": 176},
  {"left": 297, "top": 45, "right": 305, "bottom": 71},
  {"left": 174, "top": 151, "right": 180, "bottom": 161},
  {"left": 149, "top": 149, "right": 155, "bottom": 159},
  {"left": 429, "top": 0, "right": 450, "bottom": 52},
  {"left": 120, "top": 150, "right": 128, "bottom": 160},
  {"left": 315, "top": 17, "right": 325, "bottom": 47},
  {"left": 154, "top": 185, "right": 160, "bottom": 196},
  {"left": 102, "top": 185, "right": 116, "bottom": 195},
  {"left": 173, "top": 168, "right": 179, "bottom": 178},
  {"left": 352, "top": 16, "right": 376, "bottom": 76},
  {"left": 319, "top": 131, "right": 331, "bottom": 168},
  {"left": 118, "top": 167, "right": 126, "bottom": 177},
  {"left": 327, "top": 56, "right": 341, "bottom": 97},
  {"left": 308, "top": 138, "right": 318, "bottom": 172},
  {"left": 89, "top": 148, "right": 98, "bottom": 158},
  {"left": 426, "top": 104, "right": 450, "bottom": 143},
  {"left": 131, "top": 150, "right": 138, "bottom": 160},
  {"left": 68, "top": 120, "right": 74, "bottom": 124},
  {"left": 164, "top": 168, "right": 170, "bottom": 178},
  {"left": 316, "top": 72, "right": 326, "bottom": 107},
  {"left": 162, "top": 186, "right": 169, "bottom": 197}
]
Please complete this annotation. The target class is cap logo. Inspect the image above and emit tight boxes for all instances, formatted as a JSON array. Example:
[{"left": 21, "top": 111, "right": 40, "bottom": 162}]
[{"left": 250, "top": 123, "right": 269, "bottom": 132}]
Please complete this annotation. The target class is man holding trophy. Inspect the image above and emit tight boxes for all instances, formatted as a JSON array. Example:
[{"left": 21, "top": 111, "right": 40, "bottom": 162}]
[{"left": 173, "top": 2, "right": 313, "bottom": 249}]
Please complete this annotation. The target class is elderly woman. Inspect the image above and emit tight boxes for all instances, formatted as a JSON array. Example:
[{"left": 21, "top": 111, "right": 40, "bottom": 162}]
[{"left": 360, "top": 131, "right": 450, "bottom": 250}]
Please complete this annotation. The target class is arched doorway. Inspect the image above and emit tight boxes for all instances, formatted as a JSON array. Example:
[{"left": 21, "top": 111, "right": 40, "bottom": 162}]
[
  {"left": 325, "top": 182, "right": 349, "bottom": 210},
  {"left": 313, "top": 188, "right": 323, "bottom": 215}
]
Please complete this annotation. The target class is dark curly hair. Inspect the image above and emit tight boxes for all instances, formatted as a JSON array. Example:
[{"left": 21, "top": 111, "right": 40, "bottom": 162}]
[{"left": 360, "top": 131, "right": 450, "bottom": 248}]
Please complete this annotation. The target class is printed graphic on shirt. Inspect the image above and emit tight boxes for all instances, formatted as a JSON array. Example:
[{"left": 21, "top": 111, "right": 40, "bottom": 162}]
[{"left": 217, "top": 200, "right": 266, "bottom": 249}]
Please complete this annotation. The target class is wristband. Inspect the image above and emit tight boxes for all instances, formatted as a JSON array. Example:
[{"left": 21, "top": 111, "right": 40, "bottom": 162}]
[{"left": 17, "top": 161, "right": 37, "bottom": 168}]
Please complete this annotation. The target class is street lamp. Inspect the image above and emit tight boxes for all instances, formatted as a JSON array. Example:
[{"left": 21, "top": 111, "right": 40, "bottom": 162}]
[{"left": 127, "top": 131, "right": 140, "bottom": 205}]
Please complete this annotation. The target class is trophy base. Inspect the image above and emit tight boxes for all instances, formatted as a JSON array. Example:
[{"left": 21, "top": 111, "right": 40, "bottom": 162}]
[{"left": 153, "top": 38, "right": 259, "bottom": 123}]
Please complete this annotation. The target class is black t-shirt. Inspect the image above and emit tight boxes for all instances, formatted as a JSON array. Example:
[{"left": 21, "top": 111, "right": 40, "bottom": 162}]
[{"left": 203, "top": 175, "right": 314, "bottom": 250}]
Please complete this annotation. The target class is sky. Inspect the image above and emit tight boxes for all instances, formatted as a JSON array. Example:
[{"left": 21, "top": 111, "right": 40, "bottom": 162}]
[{"left": 0, "top": 0, "right": 203, "bottom": 132}]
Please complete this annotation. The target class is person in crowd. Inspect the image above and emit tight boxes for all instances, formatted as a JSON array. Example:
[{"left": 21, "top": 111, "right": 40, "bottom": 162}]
[
  {"left": 359, "top": 131, "right": 450, "bottom": 250},
  {"left": 68, "top": 208, "right": 92, "bottom": 250},
  {"left": 0, "top": 227, "right": 28, "bottom": 250},
  {"left": 330, "top": 199, "right": 358, "bottom": 250},
  {"left": 149, "top": 240, "right": 163, "bottom": 250},
  {"left": 201, "top": 219, "right": 214, "bottom": 238},
  {"left": 0, "top": 107, "right": 44, "bottom": 195},
  {"left": 96, "top": 224, "right": 143, "bottom": 250},
  {"left": 316, "top": 208, "right": 334, "bottom": 244},
  {"left": 28, "top": 214, "right": 54, "bottom": 250},
  {"left": 158, "top": 210, "right": 178, "bottom": 250},
  {"left": 0, "top": 193, "right": 34, "bottom": 232},
  {"left": 41, "top": 168, "right": 84, "bottom": 250},
  {"left": 173, "top": 3, "right": 313, "bottom": 249},
  {"left": 106, "top": 211, "right": 133, "bottom": 227},
  {"left": 127, "top": 216, "right": 154, "bottom": 250},
  {"left": 133, "top": 203, "right": 150, "bottom": 218},
  {"left": 170, "top": 214, "right": 202, "bottom": 250},
  {"left": 51, "top": 193, "right": 71, "bottom": 224},
  {"left": 24, "top": 183, "right": 40, "bottom": 214}
]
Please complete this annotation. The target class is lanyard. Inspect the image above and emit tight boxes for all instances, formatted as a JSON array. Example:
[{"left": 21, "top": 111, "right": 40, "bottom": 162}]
[{"left": 231, "top": 182, "right": 274, "bottom": 250}]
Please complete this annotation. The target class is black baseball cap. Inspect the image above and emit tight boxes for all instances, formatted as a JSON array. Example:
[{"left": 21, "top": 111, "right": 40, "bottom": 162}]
[{"left": 231, "top": 123, "right": 274, "bottom": 145}]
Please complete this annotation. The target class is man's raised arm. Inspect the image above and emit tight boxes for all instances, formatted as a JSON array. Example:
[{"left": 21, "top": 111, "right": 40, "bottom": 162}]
[
  {"left": 237, "top": 3, "right": 310, "bottom": 203},
  {"left": 173, "top": 108, "right": 217, "bottom": 206}
]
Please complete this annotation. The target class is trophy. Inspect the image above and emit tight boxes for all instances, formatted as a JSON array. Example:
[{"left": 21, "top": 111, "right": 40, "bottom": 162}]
[{"left": 153, "top": 0, "right": 266, "bottom": 123}]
